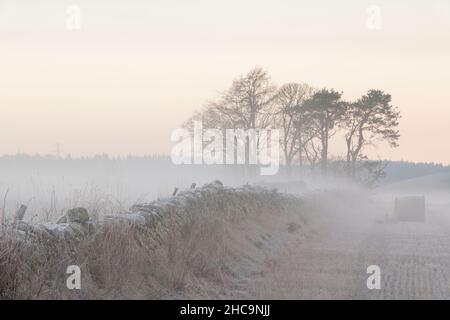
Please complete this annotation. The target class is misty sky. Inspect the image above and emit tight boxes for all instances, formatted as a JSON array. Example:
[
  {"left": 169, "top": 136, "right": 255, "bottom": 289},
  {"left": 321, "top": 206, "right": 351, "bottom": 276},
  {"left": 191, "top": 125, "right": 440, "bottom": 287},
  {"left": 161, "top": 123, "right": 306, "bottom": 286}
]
[{"left": 1, "top": 0, "right": 450, "bottom": 164}]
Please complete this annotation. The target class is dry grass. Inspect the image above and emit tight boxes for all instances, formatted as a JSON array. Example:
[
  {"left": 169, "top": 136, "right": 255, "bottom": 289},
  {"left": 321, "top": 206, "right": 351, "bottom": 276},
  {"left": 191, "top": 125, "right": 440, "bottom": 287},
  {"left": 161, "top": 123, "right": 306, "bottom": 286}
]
[
  {"left": 0, "top": 185, "right": 305, "bottom": 299},
  {"left": 0, "top": 229, "right": 21, "bottom": 299}
]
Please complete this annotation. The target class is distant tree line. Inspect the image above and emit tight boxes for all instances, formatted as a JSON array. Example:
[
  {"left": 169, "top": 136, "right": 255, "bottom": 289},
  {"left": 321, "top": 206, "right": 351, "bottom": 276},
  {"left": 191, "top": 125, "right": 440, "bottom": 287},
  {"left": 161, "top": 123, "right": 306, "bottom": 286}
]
[{"left": 186, "top": 67, "right": 401, "bottom": 183}]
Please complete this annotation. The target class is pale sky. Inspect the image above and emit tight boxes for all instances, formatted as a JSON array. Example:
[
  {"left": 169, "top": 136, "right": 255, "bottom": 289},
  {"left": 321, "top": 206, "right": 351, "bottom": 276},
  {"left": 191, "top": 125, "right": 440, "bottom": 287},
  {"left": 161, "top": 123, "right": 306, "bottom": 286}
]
[{"left": 1, "top": 0, "right": 450, "bottom": 163}]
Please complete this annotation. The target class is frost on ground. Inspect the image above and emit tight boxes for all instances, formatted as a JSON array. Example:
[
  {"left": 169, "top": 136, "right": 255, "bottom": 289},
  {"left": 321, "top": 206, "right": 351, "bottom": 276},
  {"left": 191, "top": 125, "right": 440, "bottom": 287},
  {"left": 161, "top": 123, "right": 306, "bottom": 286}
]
[
  {"left": 0, "top": 181, "right": 305, "bottom": 299},
  {"left": 1, "top": 181, "right": 449, "bottom": 299},
  {"left": 248, "top": 192, "right": 450, "bottom": 299}
]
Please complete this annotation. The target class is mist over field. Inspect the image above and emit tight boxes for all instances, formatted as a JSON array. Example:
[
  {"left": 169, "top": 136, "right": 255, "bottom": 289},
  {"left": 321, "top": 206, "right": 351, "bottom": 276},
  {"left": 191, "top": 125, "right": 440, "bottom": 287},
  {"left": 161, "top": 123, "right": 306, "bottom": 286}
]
[
  {"left": 1, "top": 0, "right": 450, "bottom": 302},
  {"left": 2, "top": 155, "right": 450, "bottom": 300},
  {"left": 0, "top": 156, "right": 449, "bottom": 223}
]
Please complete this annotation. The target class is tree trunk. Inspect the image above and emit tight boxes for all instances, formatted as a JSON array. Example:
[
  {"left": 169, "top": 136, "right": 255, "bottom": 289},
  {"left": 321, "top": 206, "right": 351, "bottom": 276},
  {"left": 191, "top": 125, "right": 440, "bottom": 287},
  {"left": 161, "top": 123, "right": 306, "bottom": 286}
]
[{"left": 321, "top": 125, "right": 328, "bottom": 175}]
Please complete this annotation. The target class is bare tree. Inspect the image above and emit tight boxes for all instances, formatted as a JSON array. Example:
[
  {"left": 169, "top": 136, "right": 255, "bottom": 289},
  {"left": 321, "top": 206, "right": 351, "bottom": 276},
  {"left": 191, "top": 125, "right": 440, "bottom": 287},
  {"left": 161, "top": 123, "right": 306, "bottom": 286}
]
[
  {"left": 186, "top": 67, "right": 277, "bottom": 131},
  {"left": 274, "top": 83, "right": 314, "bottom": 167},
  {"left": 184, "top": 67, "right": 277, "bottom": 169},
  {"left": 211, "top": 66, "right": 277, "bottom": 130},
  {"left": 341, "top": 90, "right": 400, "bottom": 178}
]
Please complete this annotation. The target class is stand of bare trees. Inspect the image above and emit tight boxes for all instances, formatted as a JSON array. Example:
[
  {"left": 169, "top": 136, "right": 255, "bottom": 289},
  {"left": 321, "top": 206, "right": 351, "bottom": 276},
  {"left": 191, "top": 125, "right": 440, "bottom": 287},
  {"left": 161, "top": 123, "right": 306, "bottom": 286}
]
[{"left": 186, "top": 67, "right": 401, "bottom": 185}]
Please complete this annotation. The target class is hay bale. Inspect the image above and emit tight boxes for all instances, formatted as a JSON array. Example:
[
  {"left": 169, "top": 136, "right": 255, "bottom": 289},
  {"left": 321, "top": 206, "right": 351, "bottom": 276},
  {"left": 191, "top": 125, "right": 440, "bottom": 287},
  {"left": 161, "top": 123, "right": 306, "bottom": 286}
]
[{"left": 394, "top": 196, "right": 426, "bottom": 222}]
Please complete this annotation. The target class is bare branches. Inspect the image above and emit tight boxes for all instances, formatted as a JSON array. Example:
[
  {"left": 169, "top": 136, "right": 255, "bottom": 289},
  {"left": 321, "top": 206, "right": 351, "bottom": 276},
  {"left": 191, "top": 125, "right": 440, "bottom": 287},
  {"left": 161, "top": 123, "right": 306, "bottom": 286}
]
[
  {"left": 184, "top": 69, "right": 401, "bottom": 182},
  {"left": 273, "top": 83, "right": 314, "bottom": 167},
  {"left": 187, "top": 67, "right": 277, "bottom": 132}
]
